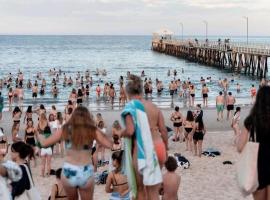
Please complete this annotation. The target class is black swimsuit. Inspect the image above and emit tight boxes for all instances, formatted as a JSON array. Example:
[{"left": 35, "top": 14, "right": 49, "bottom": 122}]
[
  {"left": 25, "top": 130, "right": 35, "bottom": 146},
  {"left": 173, "top": 116, "right": 182, "bottom": 127},
  {"left": 185, "top": 127, "right": 193, "bottom": 133}
]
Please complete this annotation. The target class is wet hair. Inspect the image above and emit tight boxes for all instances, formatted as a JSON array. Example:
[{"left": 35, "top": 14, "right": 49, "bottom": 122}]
[
  {"left": 244, "top": 86, "right": 270, "bottom": 142},
  {"left": 219, "top": 91, "right": 223, "bottom": 95},
  {"left": 234, "top": 107, "right": 241, "bottom": 116},
  {"left": 125, "top": 74, "right": 143, "bottom": 96},
  {"left": 26, "top": 106, "right": 32, "bottom": 113},
  {"left": 197, "top": 119, "right": 205, "bottom": 131},
  {"left": 186, "top": 110, "right": 194, "bottom": 121},
  {"left": 11, "top": 141, "right": 34, "bottom": 160},
  {"left": 175, "top": 106, "right": 180, "bottom": 112},
  {"left": 62, "top": 106, "right": 96, "bottom": 149},
  {"left": 13, "top": 106, "right": 21, "bottom": 115},
  {"left": 55, "top": 168, "right": 62, "bottom": 179},
  {"left": 40, "top": 104, "right": 45, "bottom": 110},
  {"left": 112, "top": 150, "right": 124, "bottom": 165},
  {"left": 165, "top": 156, "right": 178, "bottom": 172},
  {"left": 228, "top": 92, "right": 232, "bottom": 96}
]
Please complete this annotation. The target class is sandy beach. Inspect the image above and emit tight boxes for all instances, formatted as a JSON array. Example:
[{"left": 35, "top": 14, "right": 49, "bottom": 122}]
[{"left": 0, "top": 106, "right": 253, "bottom": 200}]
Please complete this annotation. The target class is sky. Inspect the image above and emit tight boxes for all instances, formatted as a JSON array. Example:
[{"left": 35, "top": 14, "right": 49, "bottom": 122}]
[{"left": 0, "top": 0, "right": 269, "bottom": 35}]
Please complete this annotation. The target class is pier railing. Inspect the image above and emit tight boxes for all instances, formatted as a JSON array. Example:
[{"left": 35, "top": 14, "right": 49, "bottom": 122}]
[
  {"left": 153, "top": 39, "right": 270, "bottom": 56},
  {"left": 152, "top": 38, "right": 269, "bottom": 78}
]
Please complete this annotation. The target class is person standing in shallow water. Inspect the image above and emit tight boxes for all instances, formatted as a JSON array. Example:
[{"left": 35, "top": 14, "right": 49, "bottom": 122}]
[
  {"left": 237, "top": 86, "right": 270, "bottom": 200},
  {"left": 216, "top": 91, "right": 225, "bottom": 121},
  {"left": 0, "top": 92, "right": 4, "bottom": 121},
  {"left": 121, "top": 74, "right": 168, "bottom": 200}
]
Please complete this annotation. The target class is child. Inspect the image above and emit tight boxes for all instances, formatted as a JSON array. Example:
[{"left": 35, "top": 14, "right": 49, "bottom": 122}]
[
  {"left": 112, "top": 135, "right": 122, "bottom": 152},
  {"left": 105, "top": 151, "right": 130, "bottom": 200},
  {"left": 161, "top": 156, "right": 180, "bottom": 200}
]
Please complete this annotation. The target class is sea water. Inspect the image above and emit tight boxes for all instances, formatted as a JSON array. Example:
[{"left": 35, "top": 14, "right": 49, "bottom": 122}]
[{"left": 0, "top": 35, "right": 268, "bottom": 111}]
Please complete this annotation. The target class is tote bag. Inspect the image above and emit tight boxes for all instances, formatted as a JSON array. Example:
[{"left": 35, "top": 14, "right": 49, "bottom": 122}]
[
  {"left": 15, "top": 164, "right": 41, "bottom": 200},
  {"left": 236, "top": 130, "right": 259, "bottom": 196}
]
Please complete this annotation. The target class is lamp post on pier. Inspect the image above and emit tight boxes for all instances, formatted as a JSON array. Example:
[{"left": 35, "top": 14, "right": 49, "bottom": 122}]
[
  {"left": 203, "top": 20, "right": 208, "bottom": 41},
  {"left": 180, "top": 22, "right": 184, "bottom": 41},
  {"left": 243, "top": 16, "right": 249, "bottom": 44}
]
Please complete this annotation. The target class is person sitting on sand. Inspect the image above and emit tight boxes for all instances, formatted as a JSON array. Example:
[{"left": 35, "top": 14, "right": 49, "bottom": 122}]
[
  {"left": 37, "top": 106, "right": 112, "bottom": 200},
  {"left": 49, "top": 168, "right": 68, "bottom": 200},
  {"left": 193, "top": 119, "right": 206, "bottom": 157},
  {"left": 106, "top": 150, "right": 130, "bottom": 200},
  {"left": 160, "top": 156, "right": 180, "bottom": 200}
]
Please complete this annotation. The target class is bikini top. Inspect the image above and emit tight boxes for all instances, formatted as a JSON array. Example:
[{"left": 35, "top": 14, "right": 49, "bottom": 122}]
[
  {"left": 112, "top": 172, "right": 128, "bottom": 187},
  {"left": 54, "top": 184, "right": 67, "bottom": 199},
  {"left": 25, "top": 129, "right": 35, "bottom": 137},
  {"left": 0, "top": 139, "right": 6, "bottom": 144}
]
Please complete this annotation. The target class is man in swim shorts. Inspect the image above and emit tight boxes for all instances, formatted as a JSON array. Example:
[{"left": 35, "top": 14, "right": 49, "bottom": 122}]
[
  {"left": 226, "top": 92, "right": 236, "bottom": 120},
  {"left": 216, "top": 91, "right": 225, "bottom": 121}
]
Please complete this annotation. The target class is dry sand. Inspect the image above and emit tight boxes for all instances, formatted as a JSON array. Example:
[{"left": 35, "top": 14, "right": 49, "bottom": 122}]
[{"left": 0, "top": 106, "right": 253, "bottom": 200}]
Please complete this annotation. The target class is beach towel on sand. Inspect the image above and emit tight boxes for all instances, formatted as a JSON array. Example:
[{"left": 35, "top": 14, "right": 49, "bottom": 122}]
[{"left": 121, "top": 100, "right": 162, "bottom": 198}]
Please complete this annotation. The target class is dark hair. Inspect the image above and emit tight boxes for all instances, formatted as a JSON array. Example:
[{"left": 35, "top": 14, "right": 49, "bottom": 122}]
[
  {"left": 244, "top": 86, "right": 270, "bottom": 142},
  {"left": 11, "top": 141, "right": 34, "bottom": 160},
  {"left": 40, "top": 104, "right": 45, "bottom": 110},
  {"left": 228, "top": 92, "right": 232, "bottom": 96},
  {"left": 55, "top": 168, "right": 62, "bottom": 179},
  {"left": 165, "top": 156, "right": 178, "bottom": 172},
  {"left": 26, "top": 106, "right": 32, "bottom": 113},
  {"left": 186, "top": 110, "right": 194, "bottom": 121},
  {"left": 219, "top": 91, "right": 223, "bottom": 95},
  {"left": 125, "top": 74, "right": 143, "bottom": 96},
  {"left": 112, "top": 150, "right": 124, "bottom": 165},
  {"left": 234, "top": 107, "right": 241, "bottom": 116},
  {"left": 68, "top": 100, "right": 72, "bottom": 105},
  {"left": 197, "top": 119, "right": 205, "bottom": 131},
  {"left": 78, "top": 89, "right": 83, "bottom": 97},
  {"left": 175, "top": 106, "right": 179, "bottom": 112},
  {"left": 67, "top": 107, "right": 73, "bottom": 115},
  {"left": 13, "top": 106, "right": 21, "bottom": 115}
]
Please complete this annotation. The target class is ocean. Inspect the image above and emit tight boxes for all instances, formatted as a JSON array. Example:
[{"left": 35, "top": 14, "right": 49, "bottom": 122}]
[{"left": 0, "top": 35, "right": 268, "bottom": 111}]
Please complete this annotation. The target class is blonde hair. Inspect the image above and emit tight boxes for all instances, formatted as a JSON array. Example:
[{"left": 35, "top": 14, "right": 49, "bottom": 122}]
[
  {"left": 125, "top": 74, "right": 143, "bottom": 96},
  {"left": 62, "top": 106, "right": 96, "bottom": 149}
]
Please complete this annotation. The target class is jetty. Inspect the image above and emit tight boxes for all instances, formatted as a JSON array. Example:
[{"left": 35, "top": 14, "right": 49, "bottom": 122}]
[{"left": 151, "top": 30, "right": 270, "bottom": 78}]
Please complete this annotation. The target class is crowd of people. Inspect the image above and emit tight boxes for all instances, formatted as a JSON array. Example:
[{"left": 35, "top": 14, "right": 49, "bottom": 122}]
[{"left": 0, "top": 69, "right": 269, "bottom": 200}]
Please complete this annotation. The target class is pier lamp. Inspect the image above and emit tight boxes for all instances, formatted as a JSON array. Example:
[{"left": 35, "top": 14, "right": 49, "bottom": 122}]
[
  {"left": 203, "top": 20, "right": 208, "bottom": 40},
  {"left": 180, "top": 22, "right": 184, "bottom": 41},
  {"left": 243, "top": 16, "right": 249, "bottom": 44}
]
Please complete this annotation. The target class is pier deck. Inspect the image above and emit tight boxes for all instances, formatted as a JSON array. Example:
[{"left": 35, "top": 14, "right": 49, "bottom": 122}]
[{"left": 152, "top": 39, "right": 270, "bottom": 78}]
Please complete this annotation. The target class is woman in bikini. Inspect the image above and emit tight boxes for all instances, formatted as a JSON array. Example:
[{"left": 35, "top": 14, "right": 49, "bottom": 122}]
[
  {"left": 231, "top": 107, "right": 241, "bottom": 144},
  {"left": 119, "top": 83, "right": 127, "bottom": 107},
  {"left": 121, "top": 74, "right": 168, "bottom": 200},
  {"left": 189, "top": 84, "right": 195, "bottom": 107},
  {"left": 170, "top": 106, "right": 183, "bottom": 142},
  {"left": 49, "top": 168, "right": 68, "bottom": 200},
  {"left": 106, "top": 151, "right": 130, "bottom": 200},
  {"left": 8, "top": 88, "right": 13, "bottom": 111},
  {"left": 0, "top": 128, "right": 8, "bottom": 159},
  {"left": 111, "top": 120, "right": 122, "bottom": 151},
  {"left": 37, "top": 113, "right": 53, "bottom": 177},
  {"left": 193, "top": 119, "right": 206, "bottom": 157},
  {"left": 69, "top": 89, "right": 77, "bottom": 106},
  {"left": 183, "top": 110, "right": 195, "bottom": 152},
  {"left": 24, "top": 120, "right": 37, "bottom": 166},
  {"left": 37, "top": 106, "right": 112, "bottom": 200},
  {"left": 12, "top": 106, "right": 22, "bottom": 141},
  {"left": 24, "top": 106, "right": 33, "bottom": 124}
]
